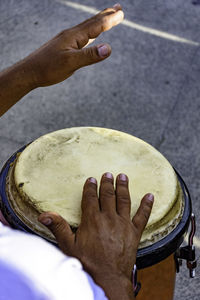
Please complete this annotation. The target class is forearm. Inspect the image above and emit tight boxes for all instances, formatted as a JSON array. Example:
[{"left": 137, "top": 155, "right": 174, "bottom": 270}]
[
  {"left": 0, "top": 59, "right": 36, "bottom": 117},
  {"left": 94, "top": 273, "right": 135, "bottom": 300}
]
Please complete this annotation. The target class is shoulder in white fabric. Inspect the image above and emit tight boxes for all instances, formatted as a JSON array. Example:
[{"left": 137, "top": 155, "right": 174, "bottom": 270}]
[{"left": 0, "top": 225, "right": 107, "bottom": 300}]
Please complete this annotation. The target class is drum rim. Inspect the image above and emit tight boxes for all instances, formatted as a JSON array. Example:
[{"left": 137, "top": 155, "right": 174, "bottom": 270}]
[
  {"left": 136, "top": 169, "right": 191, "bottom": 268},
  {"left": 0, "top": 145, "right": 36, "bottom": 234},
  {"left": 0, "top": 147, "right": 192, "bottom": 269}
]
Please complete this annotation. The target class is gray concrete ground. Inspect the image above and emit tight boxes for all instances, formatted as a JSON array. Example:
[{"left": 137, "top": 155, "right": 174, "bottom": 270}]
[{"left": 0, "top": 0, "right": 200, "bottom": 299}]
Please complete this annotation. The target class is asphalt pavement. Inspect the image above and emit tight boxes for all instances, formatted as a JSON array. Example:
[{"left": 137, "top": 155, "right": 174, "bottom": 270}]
[{"left": 0, "top": 0, "right": 199, "bottom": 299}]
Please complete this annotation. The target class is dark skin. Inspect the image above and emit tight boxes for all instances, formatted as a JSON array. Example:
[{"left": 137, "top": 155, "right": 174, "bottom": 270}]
[
  {"left": 0, "top": 4, "right": 154, "bottom": 299},
  {"left": 0, "top": 4, "right": 124, "bottom": 116},
  {"left": 39, "top": 173, "right": 154, "bottom": 300}
]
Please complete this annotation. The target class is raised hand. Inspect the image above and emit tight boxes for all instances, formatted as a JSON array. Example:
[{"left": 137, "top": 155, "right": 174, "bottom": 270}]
[
  {"left": 23, "top": 4, "right": 124, "bottom": 87},
  {"left": 0, "top": 4, "right": 124, "bottom": 116}
]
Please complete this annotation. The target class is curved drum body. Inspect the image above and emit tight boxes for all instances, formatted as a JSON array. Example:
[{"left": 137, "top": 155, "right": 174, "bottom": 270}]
[
  {"left": 0, "top": 127, "right": 196, "bottom": 300},
  {"left": 137, "top": 255, "right": 176, "bottom": 300}
]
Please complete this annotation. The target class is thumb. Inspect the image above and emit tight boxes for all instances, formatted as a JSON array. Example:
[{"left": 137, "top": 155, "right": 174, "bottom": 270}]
[
  {"left": 72, "top": 43, "right": 112, "bottom": 70},
  {"left": 38, "top": 212, "right": 74, "bottom": 254}
]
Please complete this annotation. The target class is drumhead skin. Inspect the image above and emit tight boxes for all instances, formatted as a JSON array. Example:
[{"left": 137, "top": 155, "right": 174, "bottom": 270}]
[
  {"left": 9, "top": 127, "right": 183, "bottom": 246},
  {"left": 0, "top": 128, "right": 191, "bottom": 268}
]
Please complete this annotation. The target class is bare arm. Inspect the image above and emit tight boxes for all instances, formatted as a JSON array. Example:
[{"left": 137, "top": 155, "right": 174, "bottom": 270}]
[{"left": 0, "top": 4, "right": 124, "bottom": 117}]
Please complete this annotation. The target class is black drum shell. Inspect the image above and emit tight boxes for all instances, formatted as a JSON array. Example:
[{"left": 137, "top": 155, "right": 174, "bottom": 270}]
[{"left": 0, "top": 147, "right": 192, "bottom": 269}]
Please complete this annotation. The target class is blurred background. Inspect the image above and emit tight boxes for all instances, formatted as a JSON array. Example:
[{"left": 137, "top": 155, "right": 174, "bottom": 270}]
[{"left": 0, "top": 0, "right": 199, "bottom": 298}]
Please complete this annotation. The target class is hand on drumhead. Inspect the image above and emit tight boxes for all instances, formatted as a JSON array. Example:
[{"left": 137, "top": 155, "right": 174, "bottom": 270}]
[
  {"left": 38, "top": 172, "right": 154, "bottom": 300},
  {"left": 24, "top": 4, "right": 124, "bottom": 87}
]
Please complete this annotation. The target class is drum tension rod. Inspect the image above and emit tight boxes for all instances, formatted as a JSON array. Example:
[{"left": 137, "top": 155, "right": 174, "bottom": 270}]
[
  {"left": 132, "top": 264, "right": 141, "bottom": 297},
  {"left": 175, "top": 213, "right": 197, "bottom": 278}
]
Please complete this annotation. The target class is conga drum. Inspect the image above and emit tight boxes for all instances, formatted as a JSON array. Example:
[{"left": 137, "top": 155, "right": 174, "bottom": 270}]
[{"left": 0, "top": 127, "right": 196, "bottom": 299}]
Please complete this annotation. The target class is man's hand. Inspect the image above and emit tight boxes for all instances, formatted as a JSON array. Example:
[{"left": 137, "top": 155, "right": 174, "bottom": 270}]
[
  {"left": 39, "top": 173, "right": 154, "bottom": 300},
  {"left": 23, "top": 4, "right": 124, "bottom": 87},
  {"left": 0, "top": 4, "right": 124, "bottom": 116}
]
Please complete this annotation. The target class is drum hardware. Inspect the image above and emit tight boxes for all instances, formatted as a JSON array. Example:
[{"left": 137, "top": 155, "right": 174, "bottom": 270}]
[
  {"left": 132, "top": 264, "right": 141, "bottom": 297},
  {"left": 174, "top": 213, "right": 196, "bottom": 278}
]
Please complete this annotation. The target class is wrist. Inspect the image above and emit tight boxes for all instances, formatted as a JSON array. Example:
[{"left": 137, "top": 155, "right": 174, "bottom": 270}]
[
  {"left": 0, "top": 59, "right": 37, "bottom": 92},
  {"left": 93, "top": 272, "right": 135, "bottom": 300},
  {"left": 17, "top": 58, "right": 39, "bottom": 90},
  {"left": 0, "top": 59, "right": 37, "bottom": 116}
]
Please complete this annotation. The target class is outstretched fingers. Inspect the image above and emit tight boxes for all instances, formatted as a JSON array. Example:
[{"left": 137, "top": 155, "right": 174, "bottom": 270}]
[
  {"left": 132, "top": 193, "right": 154, "bottom": 241},
  {"left": 65, "top": 5, "right": 124, "bottom": 71},
  {"left": 74, "top": 5, "right": 124, "bottom": 48}
]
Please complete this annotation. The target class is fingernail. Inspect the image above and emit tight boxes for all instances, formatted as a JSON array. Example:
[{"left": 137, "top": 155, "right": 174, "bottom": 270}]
[
  {"left": 146, "top": 193, "right": 154, "bottom": 202},
  {"left": 105, "top": 172, "right": 113, "bottom": 179},
  {"left": 40, "top": 217, "right": 52, "bottom": 225},
  {"left": 113, "top": 3, "right": 120, "bottom": 9},
  {"left": 89, "top": 177, "right": 97, "bottom": 184},
  {"left": 119, "top": 173, "right": 127, "bottom": 181},
  {"left": 97, "top": 45, "right": 109, "bottom": 57}
]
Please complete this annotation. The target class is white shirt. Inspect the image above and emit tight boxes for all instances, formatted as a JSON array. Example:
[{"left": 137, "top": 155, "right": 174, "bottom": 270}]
[{"left": 0, "top": 222, "right": 107, "bottom": 300}]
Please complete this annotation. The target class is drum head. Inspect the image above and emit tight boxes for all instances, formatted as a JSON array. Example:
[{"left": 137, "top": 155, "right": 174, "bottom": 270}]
[{"left": 0, "top": 128, "right": 192, "bottom": 268}]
